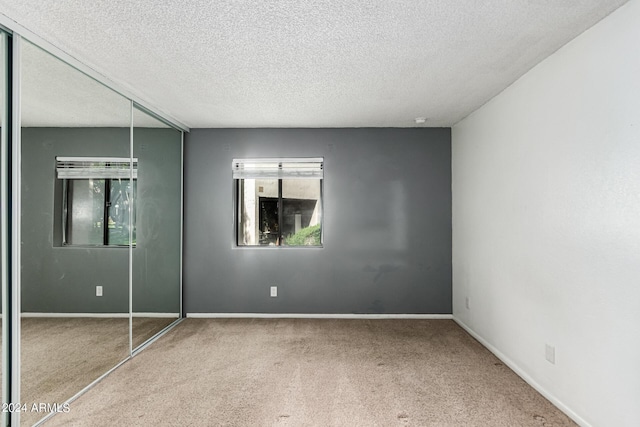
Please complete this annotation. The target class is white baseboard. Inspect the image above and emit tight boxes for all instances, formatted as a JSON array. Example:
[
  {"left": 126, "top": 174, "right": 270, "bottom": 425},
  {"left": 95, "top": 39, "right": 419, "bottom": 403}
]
[
  {"left": 187, "top": 313, "right": 453, "bottom": 319},
  {"left": 21, "top": 312, "right": 180, "bottom": 318},
  {"left": 452, "top": 317, "right": 590, "bottom": 427}
]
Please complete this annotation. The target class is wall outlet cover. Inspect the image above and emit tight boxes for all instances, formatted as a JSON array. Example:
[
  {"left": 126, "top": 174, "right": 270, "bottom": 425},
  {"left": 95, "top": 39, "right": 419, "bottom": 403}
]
[
  {"left": 96, "top": 285, "right": 103, "bottom": 297},
  {"left": 270, "top": 286, "right": 277, "bottom": 297},
  {"left": 545, "top": 344, "right": 555, "bottom": 364}
]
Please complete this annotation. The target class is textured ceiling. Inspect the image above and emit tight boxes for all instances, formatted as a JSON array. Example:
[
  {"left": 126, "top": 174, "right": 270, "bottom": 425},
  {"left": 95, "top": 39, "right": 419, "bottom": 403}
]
[
  {"left": 0, "top": 0, "right": 630, "bottom": 128},
  {"left": 21, "top": 40, "right": 170, "bottom": 127},
  {"left": 21, "top": 40, "right": 132, "bottom": 127}
]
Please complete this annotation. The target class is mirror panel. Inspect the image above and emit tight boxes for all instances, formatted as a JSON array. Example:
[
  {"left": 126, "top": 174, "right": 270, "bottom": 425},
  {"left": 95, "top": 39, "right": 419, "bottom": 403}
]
[
  {"left": 20, "top": 39, "right": 131, "bottom": 426},
  {"left": 132, "top": 106, "right": 181, "bottom": 349}
]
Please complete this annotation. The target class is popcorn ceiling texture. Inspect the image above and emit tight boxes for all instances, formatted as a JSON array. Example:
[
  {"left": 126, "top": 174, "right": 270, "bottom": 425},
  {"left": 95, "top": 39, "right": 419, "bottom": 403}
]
[{"left": 0, "top": 0, "right": 629, "bottom": 128}]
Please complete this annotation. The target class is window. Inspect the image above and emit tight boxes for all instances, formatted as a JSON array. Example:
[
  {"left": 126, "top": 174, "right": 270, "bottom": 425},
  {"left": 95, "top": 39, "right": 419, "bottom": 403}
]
[
  {"left": 56, "top": 157, "right": 137, "bottom": 246},
  {"left": 233, "top": 158, "right": 323, "bottom": 247}
]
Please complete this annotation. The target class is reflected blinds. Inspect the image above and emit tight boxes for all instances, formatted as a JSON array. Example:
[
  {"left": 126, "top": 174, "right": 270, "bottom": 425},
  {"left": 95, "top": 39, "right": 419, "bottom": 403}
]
[
  {"left": 232, "top": 158, "right": 323, "bottom": 179},
  {"left": 56, "top": 157, "right": 138, "bottom": 179}
]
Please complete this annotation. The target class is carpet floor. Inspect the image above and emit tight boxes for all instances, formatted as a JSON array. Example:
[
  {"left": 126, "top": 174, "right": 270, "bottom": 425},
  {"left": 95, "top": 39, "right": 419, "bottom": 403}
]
[
  {"left": 21, "top": 317, "right": 175, "bottom": 426},
  {"left": 43, "top": 319, "right": 576, "bottom": 427},
  {"left": 132, "top": 317, "right": 178, "bottom": 349}
]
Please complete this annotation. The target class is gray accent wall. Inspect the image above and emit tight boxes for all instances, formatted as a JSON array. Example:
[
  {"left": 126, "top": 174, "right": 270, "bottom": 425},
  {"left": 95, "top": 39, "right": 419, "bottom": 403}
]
[
  {"left": 21, "top": 128, "right": 181, "bottom": 313},
  {"left": 184, "top": 128, "right": 452, "bottom": 314}
]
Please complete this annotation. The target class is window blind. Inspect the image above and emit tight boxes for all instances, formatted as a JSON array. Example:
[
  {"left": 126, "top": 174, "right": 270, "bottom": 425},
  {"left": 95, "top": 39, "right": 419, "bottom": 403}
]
[
  {"left": 56, "top": 157, "right": 138, "bottom": 179},
  {"left": 232, "top": 158, "right": 323, "bottom": 179}
]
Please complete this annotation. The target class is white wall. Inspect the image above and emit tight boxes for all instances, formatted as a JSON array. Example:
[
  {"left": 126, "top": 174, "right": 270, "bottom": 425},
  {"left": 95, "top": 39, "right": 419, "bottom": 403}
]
[{"left": 452, "top": 1, "right": 640, "bottom": 426}]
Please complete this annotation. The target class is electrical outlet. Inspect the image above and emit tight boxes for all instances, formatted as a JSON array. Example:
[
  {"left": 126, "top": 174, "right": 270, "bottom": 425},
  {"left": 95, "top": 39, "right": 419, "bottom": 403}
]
[
  {"left": 545, "top": 344, "right": 555, "bottom": 364},
  {"left": 96, "top": 286, "right": 103, "bottom": 297},
  {"left": 270, "top": 286, "right": 277, "bottom": 297},
  {"left": 465, "top": 297, "right": 470, "bottom": 309}
]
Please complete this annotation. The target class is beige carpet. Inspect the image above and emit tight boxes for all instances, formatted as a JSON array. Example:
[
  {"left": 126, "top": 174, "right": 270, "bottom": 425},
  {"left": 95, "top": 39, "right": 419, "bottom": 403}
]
[
  {"left": 132, "top": 317, "right": 179, "bottom": 350},
  {"left": 21, "top": 318, "right": 129, "bottom": 426},
  {"left": 43, "top": 319, "right": 576, "bottom": 426},
  {"left": 21, "top": 317, "right": 176, "bottom": 426}
]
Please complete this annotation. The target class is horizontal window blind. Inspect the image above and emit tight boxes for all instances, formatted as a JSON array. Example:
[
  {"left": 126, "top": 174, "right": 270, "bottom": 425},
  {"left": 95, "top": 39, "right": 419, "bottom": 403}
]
[
  {"left": 232, "top": 158, "right": 323, "bottom": 179},
  {"left": 56, "top": 157, "right": 138, "bottom": 179}
]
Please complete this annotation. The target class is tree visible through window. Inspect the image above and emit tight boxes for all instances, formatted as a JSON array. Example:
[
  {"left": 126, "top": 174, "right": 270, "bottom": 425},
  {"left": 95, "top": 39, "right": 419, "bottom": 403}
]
[{"left": 234, "top": 159, "right": 323, "bottom": 247}]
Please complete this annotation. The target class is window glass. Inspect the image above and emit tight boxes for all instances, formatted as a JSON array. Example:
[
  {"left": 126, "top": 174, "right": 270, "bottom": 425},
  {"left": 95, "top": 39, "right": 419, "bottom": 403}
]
[
  {"left": 107, "top": 179, "right": 136, "bottom": 246},
  {"left": 281, "top": 179, "right": 321, "bottom": 246},
  {"left": 64, "top": 178, "right": 136, "bottom": 246},
  {"left": 238, "top": 179, "right": 278, "bottom": 246},
  {"left": 236, "top": 165, "right": 322, "bottom": 247},
  {"left": 67, "top": 179, "right": 105, "bottom": 245}
]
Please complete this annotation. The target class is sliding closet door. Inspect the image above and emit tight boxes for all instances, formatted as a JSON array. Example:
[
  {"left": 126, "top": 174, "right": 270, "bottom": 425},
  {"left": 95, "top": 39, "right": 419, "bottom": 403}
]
[
  {"left": 0, "top": 29, "right": 9, "bottom": 427},
  {"left": 19, "top": 39, "right": 132, "bottom": 426},
  {"left": 131, "top": 106, "right": 182, "bottom": 350}
]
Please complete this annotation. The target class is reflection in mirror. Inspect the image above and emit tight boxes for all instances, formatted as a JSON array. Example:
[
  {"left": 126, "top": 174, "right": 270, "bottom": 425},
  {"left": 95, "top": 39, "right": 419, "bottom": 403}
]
[
  {"left": 0, "top": 29, "right": 8, "bottom": 425},
  {"left": 132, "top": 106, "right": 182, "bottom": 349},
  {"left": 20, "top": 39, "right": 131, "bottom": 426}
]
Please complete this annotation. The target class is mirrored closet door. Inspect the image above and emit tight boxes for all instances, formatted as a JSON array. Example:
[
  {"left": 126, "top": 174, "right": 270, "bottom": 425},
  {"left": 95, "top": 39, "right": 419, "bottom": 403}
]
[
  {"left": 19, "top": 39, "right": 132, "bottom": 426},
  {"left": 131, "top": 106, "right": 182, "bottom": 350}
]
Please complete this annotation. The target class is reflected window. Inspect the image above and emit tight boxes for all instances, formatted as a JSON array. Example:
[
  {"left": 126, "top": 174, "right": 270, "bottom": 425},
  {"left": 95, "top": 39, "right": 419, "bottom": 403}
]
[
  {"left": 234, "top": 158, "right": 323, "bottom": 247},
  {"left": 57, "top": 157, "right": 137, "bottom": 246}
]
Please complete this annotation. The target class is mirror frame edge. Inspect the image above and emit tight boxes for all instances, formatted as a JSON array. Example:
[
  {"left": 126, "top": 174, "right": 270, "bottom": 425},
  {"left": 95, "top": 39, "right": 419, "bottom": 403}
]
[
  {"left": 0, "top": 27, "right": 11, "bottom": 427},
  {"left": 9, "top": 32, "right": 21, "bottom": 427}
]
